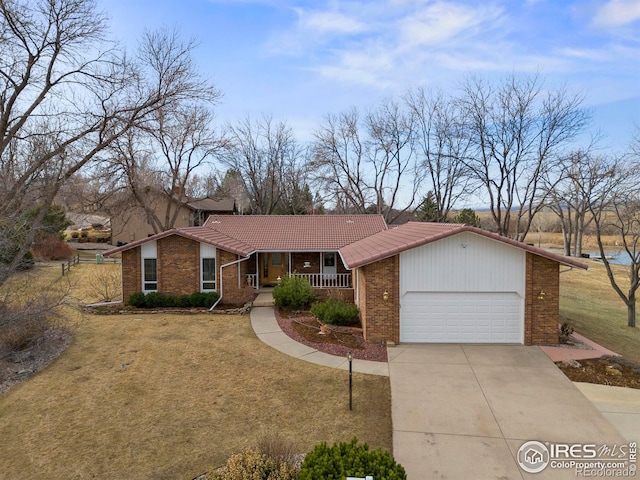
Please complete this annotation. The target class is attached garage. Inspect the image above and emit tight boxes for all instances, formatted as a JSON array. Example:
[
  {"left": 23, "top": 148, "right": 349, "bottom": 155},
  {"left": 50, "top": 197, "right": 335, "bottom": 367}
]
[
  {"left": 399, "top": 231, "right": 526, "bottom": 344},
  {"left": 400, "top": 292, "right": 523, "bottom": 343}
]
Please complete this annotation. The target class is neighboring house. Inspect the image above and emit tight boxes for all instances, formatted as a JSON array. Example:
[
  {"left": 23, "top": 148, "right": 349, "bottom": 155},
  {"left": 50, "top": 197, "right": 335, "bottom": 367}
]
[
  {"left": 110, "top": 192, "right": 236, "bottom": 245},
  {"left": 104, "top": 215, "right": 587, "bottom": 346}
]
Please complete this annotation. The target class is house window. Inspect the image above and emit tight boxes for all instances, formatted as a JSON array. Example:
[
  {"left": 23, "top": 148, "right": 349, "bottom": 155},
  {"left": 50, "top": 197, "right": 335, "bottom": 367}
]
[
  {"left": 202, "top": 258, "right": 216, "bottom": 291},
  {"left": 324, "top": 252, "right": 335, "bottom": 267},
  {"left": 141, "top": 241, "right": 158, "bottom": 293},
  {"left": 200, "top": 243, "right": 217, "bottom": 292},
  {"left": 143, "top": 258, "right": 158, "bottom": 292}
]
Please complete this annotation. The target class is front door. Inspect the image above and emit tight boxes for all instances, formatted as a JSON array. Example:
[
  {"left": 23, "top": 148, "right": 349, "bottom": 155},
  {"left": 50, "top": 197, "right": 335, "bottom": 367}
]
[
  {"left": 260, "top": 252, "right": 287, "bottom": 286},
  {"left": 322, "top": 252, "right": 337, "bottom": 280}
]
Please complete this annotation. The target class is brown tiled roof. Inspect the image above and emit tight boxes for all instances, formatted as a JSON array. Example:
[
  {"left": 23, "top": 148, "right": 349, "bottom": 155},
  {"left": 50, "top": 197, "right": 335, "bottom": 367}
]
[
  {"left": 340, "top": 222, "right": 589, "bottom": 269},
  {"left": 202, "top": 214, "right": 388, "bottom": 250},
  {"left": 104, "top": 214, "right": 387, "bottom": 256}
]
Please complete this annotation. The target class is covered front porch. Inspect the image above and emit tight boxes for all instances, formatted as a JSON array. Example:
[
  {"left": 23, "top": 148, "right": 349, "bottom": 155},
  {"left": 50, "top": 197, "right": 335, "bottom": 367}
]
[{"left": 244, "top": 251, "right": 352, "bottom": 289}]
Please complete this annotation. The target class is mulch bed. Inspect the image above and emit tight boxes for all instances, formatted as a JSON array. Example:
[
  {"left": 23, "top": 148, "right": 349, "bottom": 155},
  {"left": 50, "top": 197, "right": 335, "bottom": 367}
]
[
  {"left": 556, "top": 355, "right": 640, "bottom": 389},
  {"left": 275, "top": 309, "right": 387, "bottom": 363}
]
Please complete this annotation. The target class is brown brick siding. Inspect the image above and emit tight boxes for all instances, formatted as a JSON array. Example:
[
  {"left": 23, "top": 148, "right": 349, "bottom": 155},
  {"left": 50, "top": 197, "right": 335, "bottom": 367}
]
[
  {"left": 359, "top": 255, "right": 400, "bottom": 344},
  {"left": 525, "top": 253, "right": 559, "bottom": 345},
  {"left": 122, "top": 248, "right": 141, "bottom": 304},
  {"left": 291, "top": 252, "right": 320, "bottom": 273},
  {"left": 313, "top": 288, "right": 354, "bottom": 303},
  {"left": 219, "top": 249, "right": 256, "bottom": 305},
  {"left": 121, "top": 235, "right": 255, "bottom": 306},
  {"left": 157, "top": 236, "right": 200, "bottom": 296}
]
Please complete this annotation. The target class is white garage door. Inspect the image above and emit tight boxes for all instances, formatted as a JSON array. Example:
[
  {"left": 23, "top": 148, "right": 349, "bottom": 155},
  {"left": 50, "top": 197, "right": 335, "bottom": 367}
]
[{"left": 400, "top": 292, "right": 523, "bottom": 343}]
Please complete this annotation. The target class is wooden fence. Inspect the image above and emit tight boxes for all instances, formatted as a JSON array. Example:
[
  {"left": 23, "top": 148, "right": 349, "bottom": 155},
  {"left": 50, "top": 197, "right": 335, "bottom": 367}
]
[
  {"left": 61, "top": 255, "right": 80, "bottom": 276},
  {"left": 61, "top": 254, "right": 119, "bottom": 276}
]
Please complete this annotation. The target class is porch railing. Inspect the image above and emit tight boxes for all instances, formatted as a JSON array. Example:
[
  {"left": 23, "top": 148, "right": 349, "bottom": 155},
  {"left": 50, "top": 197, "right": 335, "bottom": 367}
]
[
  {"left": 245, "top": 272, "right": 352, "bottom": 289},
  {"left": 245, "top": 273, "right": 258, "bottom": 289},
  {"left": 293, "top": 273, "right": 352, "bottom": 288}
]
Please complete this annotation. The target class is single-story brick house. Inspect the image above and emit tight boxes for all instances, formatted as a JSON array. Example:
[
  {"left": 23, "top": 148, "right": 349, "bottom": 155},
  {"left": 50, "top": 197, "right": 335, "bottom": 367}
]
[{"left": 104, "top": 215, "right": 587, "bottom": 346}]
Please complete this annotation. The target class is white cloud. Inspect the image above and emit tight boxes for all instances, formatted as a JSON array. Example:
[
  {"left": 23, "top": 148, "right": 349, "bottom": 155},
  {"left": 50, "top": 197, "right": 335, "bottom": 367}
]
[
  {"left": 312, "top": 46, "right": 396, "bottom": 87},
  {"left": 399, "top": 2, "right": 504, "bottom": 46},
  {"left": 593, "top": 0, "right": 640, "bottom": 27},
  {"left": 297, "top": 9, "right": 367, "bottom": 35},
  {"left": 263, "top": 0, "right": 639, "bottom": 94}
]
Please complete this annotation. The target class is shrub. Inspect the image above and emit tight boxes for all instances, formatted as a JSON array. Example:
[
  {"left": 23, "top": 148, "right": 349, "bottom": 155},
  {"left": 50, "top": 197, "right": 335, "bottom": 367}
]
[
  {"left": 272, "top": 275, "right": 314, "bottom": 310},
  {"left": 203, "top": 291, "right": 219, "bottom": 308},
  {"left": 87, "top": 267, "right": 122, "bottom": 302},
  {"left": 16, "top": 251, "right": 35, "bottom": 271},
  {"left": 32, "top": 236, "right": 73, "bottom": 260},
  {"left": 311, "top": 299, "right": 359, "bottom": 326},
  {"left": 211, "top": 449, "right": 297, "bottom": 480},
  {"left": 256, "top": 430, "right": 299, "bottom": 468},
  {"left": 559, "top": 321, "right": 574, "bottom": 343},
  {"left": 128, "top": 292, "right": 146, "bottom": 308},
  {"left": 176, "top": 294, "right": 192, "bottom": 308},
  {"left": 298, "top": 437, "right": 406, "bottom": 480},
  {"left": 127, "top": 291, "right": 219, "bottom": 308}
]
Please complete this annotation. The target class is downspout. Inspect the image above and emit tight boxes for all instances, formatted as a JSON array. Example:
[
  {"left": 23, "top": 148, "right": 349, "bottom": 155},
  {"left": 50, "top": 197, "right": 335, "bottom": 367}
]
[{"left": 210, "top": 254, "right": 252, "bottom": 311}]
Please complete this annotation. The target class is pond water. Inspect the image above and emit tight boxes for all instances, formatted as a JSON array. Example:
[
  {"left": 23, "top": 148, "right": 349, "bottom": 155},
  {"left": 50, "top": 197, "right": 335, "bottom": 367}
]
[{"left": 590, "top": 251, "right": 635, "bottom": 266}]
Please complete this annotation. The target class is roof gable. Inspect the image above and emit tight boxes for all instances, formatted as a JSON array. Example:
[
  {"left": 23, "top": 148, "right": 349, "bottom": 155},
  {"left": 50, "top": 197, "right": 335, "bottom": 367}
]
[{"left": 339, "top": 222, "right": 588, "bottom": 270}]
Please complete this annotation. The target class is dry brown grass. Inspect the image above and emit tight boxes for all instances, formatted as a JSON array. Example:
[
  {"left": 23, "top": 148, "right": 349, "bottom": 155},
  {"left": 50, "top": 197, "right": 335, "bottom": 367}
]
[
  {"left": 0, "top": 266, "right": 391, "bottom": 480},
  {"left": 522, "top": 232, "right": 622, "bottom": 249},
  {"left": 560, "top": 259, "right": 640, "bottom": 363}
]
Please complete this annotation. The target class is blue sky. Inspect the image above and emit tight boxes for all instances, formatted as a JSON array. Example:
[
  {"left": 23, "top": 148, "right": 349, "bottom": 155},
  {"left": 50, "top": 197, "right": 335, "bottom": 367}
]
[{"left": 99, "top": 0, "right": 640, "bottom": 152}]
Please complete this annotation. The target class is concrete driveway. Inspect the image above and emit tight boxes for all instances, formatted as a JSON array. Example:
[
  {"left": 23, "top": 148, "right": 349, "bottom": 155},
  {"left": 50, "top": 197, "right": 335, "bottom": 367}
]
[{"left": 389, "top": 344, "right": 628, "bottom": 479}]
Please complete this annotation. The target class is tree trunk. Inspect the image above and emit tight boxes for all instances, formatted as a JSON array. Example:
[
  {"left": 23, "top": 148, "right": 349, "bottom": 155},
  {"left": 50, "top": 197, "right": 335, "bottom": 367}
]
[
  {"left": 629, "top": 297, "right": 637, "bottom": 328},
  {"left": 561, "top": 225, "right": 571, "bottom": 256},
  {"left": 575, "top": 228, "right": 583, "bottom": 258}
]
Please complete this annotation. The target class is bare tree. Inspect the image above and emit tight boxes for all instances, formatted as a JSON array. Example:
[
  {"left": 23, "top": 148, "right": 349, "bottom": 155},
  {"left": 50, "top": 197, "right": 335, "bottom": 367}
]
[
  {"left": 0, "top": 0, "right": 217, "bottom": 286},
  {"left": 220, "top": 115, "right": 302, "bottom": 215},
  {"left": 589, "top": 160, "right": 640, "bottom": 328},
  {"left": 312, "top": 99, "right": 420, "bottom": 223},
  {"left": 547, "top": 150, "right": 617, "bottom": 257},
  {"left": 311, "top": 108, "right": 370, "bottom": 214},
  {"left": 405, "top": 87, "right": 472, "bottom": 222},
  {"left": 106, "top": 102, "right": 223, "bottom": 233},
  {"left": 457, "top": 74, "right": 589, "bottom": 240}
]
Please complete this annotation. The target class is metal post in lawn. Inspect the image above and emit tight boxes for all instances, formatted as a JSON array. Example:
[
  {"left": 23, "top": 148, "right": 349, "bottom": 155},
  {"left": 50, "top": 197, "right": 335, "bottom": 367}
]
[{"left": 348, "top": 351, "right": 353, "bottom": 411}]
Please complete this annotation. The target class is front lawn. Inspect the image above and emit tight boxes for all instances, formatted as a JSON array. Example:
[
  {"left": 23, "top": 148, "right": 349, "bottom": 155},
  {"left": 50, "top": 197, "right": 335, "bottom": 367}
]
[
  {"left": 560, "top": 259, "right": 640, "bottom": 363},
  {"left": 0, "top": 308, "right": 391, "bottom": 479}
]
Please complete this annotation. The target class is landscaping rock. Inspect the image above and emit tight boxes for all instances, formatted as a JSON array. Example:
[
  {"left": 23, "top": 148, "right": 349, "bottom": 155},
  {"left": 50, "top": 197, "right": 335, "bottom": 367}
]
[
  {"left": 606, "top": 366, "right": 622, "bottom": 376},
  {"left": 561, "top": 359, "right": 582, "bottom": 368}
]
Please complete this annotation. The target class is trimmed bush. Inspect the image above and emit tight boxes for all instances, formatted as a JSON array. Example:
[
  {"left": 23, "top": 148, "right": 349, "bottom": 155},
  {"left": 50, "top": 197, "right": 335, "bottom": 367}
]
[
  {"left": 311, "top": 299, "right": 359, "bottom": 326},
  {"left": 203, "top": 292, "right": 218, "bottom": 308},
  {"left": 127, "top": 291, "right": 219, "bottom": 308},
  {"left": 128, "top": 292, "right": 146, "bottom": 308},
  {"left": 272, "top": 275, "right": 314, "bottom": 310},
  {"left": 298, "top": 438, "right": 406, "bottom": 480},
  {"left": 211, "top": 449, "right": 298, "bottom": 480}
]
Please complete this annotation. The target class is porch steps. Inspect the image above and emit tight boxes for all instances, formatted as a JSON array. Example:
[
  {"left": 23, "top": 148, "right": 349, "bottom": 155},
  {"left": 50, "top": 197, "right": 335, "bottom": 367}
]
[{"left": 253, "top": 292, "right": 275, "bottom": 307}]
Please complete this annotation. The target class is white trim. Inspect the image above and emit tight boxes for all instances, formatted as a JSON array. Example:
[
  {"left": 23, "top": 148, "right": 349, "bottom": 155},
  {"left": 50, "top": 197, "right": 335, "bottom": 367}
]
[
  {"left": 200, "top": 243, "right": 217, "bottom": 292},
  {"left": 141, "top": 241, "right": 157, "bottom": 293}
]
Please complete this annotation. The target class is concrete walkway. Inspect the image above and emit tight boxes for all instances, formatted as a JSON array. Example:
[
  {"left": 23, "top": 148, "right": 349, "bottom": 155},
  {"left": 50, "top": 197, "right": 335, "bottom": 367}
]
[
  {"left": 250, "top": 306, "right": 389, "bottom": 376},
  {"left": 540, "top": 331, "right": 620, "bottom": 362},
  {"left": 575, "top": 382, "right": 640, "bottom": 442}
]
